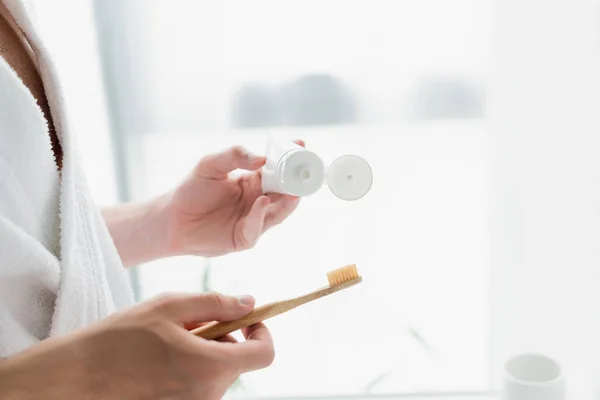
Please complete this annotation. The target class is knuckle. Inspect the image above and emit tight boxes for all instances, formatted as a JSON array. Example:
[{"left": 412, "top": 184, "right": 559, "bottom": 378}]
[
  {"left": 230, "top": 145, "right": 246, "bottom": 159},
  {"left": 237, "top": 238, "right": 252, "bottom": 251},
  {"left": 152, "top": 292, "right": 181, "bottom": 313},
  {"left": 205, "top": 291, "right": 226, "bottom": 311},
  {"left": 229, "top": 146, "right": 249, "bottom": 167}
]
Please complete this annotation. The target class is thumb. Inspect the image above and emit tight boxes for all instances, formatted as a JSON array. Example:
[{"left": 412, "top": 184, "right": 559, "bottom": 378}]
[
  {"left": 195, "top": 146, "right": 266, "bottom": 179},
  {"left": 234, "top": 195, "right": 270, "bottom": 250},
  {"left": 151, "top": 292, "right": 255, "bottom": 324}
]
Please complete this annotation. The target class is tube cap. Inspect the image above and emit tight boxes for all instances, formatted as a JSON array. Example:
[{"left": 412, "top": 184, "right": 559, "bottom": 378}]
[{"left": 327, "top": 155, "right": 373, "bottom": 201}]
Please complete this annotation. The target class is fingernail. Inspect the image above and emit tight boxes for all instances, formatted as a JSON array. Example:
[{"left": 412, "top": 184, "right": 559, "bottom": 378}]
[{"left": 237, "top": 295, "right": 254, "bottom": 306}]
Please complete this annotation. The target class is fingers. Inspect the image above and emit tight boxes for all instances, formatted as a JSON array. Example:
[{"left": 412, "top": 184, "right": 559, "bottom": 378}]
[
  {"left": 293, "top": 139, "right": 305, "bottom": 148},
  {"left": 216, "top": 323, "right": 275, "bottom": 372},
  {"left": 150, "top": 292, "right": 255, "bottom": 324},
  {"left": 264, "top": 194, "right": 301, "bottom": 230},
  {"left": 234, "top": 186, "right": 301, "bottom": 246},
  {"left": 163, "top": 297, "right": 274, "bottom": 373},
  {"left": 195, "top": 146, "right": 266, "bottom": 179},
  {"left": 194, "top": 140, "right": 303, "bottom": 180},
  {"left": 216, "top": 334, "right": 239, "bottom": 344},
  {"left": 261, "top": 139, "right": 302, "bottom": 229},
  {"left": 234, "top": 196, "right": 270, "bottom": 249},
  {"left": 241, "top": 323, "right": 270, "bottom": 341},
  {"left": 183, "top": 321, "right": 205, "bottom": 331},
  {"left": 237, "top": 323, "right": 275, "bottom": 371},
  {"left": 183, "top": 321, "right": 238, "bottom": 342}
]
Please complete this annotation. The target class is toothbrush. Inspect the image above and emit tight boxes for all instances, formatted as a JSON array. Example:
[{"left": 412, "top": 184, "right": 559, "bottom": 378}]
[{"left": 191, "top": 264, "right": 362, "bottom": 340}]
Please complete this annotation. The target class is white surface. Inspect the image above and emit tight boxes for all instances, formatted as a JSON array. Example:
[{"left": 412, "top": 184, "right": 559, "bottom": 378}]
[{"left": 490, "top": 0, "right": 600, "bottom": 398}]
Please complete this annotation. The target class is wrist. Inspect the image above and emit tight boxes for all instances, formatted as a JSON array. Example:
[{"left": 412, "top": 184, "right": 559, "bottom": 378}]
[
  {"left": 103, "top": 193, "right": 177, "bottom": 266},
  {"left": 153, "top": 191, "right": 184, "bottom": 259},
  {"left": 138, "top": 193, "right": 177, "bottom": 261}
]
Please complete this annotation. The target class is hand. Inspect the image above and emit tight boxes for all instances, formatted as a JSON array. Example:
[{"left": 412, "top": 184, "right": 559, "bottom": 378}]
[
  {"left": 165, "top": 141, "right": 305, "bottom": 257},
  {"left": 0, "top": 293, "right": 274, "bottom": 400}
]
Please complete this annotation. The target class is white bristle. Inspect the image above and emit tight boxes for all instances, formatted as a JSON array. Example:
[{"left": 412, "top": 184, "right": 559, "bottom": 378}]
[{"left": 327, "top": 264, "right": 359, "bottom": 286}]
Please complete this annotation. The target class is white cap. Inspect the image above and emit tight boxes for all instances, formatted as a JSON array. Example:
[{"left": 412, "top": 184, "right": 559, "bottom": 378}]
[{"left": 327, "top": 155, "right": 373, "bottom": 201}]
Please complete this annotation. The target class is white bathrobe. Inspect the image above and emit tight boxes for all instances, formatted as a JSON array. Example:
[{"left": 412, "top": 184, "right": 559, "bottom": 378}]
[{"left": 0, "top": 0, "right": 134, "bottom": 357}]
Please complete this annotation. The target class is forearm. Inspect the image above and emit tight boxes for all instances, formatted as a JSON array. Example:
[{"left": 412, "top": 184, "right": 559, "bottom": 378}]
[
  {"left": 102, "top": 194, "right": 175, "bottom": 267},
  {"left": 0, "top": 336, "right": 90, "bottom": 399}
]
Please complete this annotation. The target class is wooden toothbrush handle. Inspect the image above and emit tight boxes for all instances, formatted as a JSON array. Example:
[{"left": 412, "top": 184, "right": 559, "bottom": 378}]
[
  {"left": 192, "top": 277, "right": 362, "bottom": 340},
  {"left": 191, "top": 302, "right": 288, "bottom": 340}
]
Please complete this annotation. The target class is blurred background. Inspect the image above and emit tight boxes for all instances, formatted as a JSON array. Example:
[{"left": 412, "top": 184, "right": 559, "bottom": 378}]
[{"left": 30, "top": 0, "right": 600, "bottom": 398}]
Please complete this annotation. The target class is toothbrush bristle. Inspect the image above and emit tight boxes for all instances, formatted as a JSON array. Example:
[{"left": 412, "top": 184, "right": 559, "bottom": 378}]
[{"left": 327, "top": 264, "right": 360, "bottom": 286}]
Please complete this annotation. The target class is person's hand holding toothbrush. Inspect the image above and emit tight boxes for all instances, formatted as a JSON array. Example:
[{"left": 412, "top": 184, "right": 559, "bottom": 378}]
[{"left": 0, "top": 292, "right": 273, "bottom": 400}]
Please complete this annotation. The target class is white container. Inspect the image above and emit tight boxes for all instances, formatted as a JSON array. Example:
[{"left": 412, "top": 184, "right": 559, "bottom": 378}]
[
  {"left": 502, "top": 353, "right": 565, "bottom": 400},
  {"left": 261, "top": 136, "right": 326, "bottom": 197},
  {"left": 261, "top": 135, "right": 372, "bottom": 200}
]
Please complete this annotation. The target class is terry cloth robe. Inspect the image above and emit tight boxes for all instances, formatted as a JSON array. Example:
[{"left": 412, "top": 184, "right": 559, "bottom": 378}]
[{"left": 0, "top": 0, "right": 134, "bottom": 357}]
